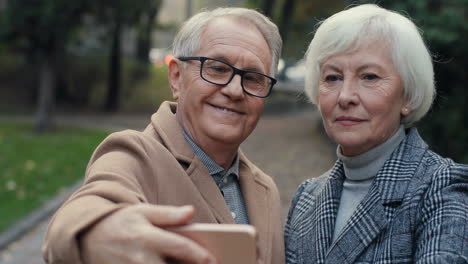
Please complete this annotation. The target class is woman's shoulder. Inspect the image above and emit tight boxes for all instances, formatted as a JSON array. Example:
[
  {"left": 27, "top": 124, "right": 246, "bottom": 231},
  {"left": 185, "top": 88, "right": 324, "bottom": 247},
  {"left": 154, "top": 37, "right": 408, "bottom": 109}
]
[
  {"left": 289, "top": 169, "right": 334, "bottom": 208},
  {"left": 299, "top": 170, "right": 332, "bottom": 192},
  {"left": 422, "top": 149, "right": 468, "bottom": 179},
  {"left": 412, "top": 149, "right": 468, "bottom": 199}
]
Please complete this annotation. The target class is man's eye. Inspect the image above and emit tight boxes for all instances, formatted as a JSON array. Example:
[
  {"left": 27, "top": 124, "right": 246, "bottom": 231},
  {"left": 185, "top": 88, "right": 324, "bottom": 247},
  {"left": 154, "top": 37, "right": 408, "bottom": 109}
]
[{"left": 206, "top": 64, "right": 230, "bottom": 73}]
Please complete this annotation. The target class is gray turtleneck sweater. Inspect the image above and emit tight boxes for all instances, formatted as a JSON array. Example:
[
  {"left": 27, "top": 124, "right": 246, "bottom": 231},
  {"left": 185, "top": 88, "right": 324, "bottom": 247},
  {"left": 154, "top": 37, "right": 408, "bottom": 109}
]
[{"left": 332, "top": 126, "right": 406, "bottom": 241}]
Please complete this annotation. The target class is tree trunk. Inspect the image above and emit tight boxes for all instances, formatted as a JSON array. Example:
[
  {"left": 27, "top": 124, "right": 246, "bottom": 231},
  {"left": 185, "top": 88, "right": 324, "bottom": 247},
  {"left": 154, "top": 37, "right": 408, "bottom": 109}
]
[
  {"left": 277, "top": 0, "right": 296, "bottom": 80},
  {"left": 278, "top": 0, "right": 296, "bottom": 43},
  {"left": 136, "top": 7, "right": 159, "bottom": 64},
  {"left": 105, "top": 17, "right": 122, "bottom": 112},
  {"left": 35, "top": 54, "right": 55, "bottom": 132}
]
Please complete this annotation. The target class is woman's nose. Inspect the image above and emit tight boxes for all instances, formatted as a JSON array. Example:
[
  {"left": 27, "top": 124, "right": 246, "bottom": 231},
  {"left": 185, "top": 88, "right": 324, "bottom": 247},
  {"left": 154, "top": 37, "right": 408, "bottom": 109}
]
[{"left": 338, "top": 79, "right": 359, "bottom": 108}]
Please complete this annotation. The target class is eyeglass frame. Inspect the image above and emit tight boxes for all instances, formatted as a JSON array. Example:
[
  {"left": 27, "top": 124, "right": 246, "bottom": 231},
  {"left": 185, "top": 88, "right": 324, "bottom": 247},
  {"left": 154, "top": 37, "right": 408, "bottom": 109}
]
[{"left": 177, "top": 56, "right": 277, "bottom": 98}]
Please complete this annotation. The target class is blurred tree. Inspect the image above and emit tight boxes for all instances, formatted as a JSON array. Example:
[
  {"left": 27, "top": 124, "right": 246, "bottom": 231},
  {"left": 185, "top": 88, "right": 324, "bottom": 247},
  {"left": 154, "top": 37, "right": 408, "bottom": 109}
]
[
  {"left": 261, "top": 0, "right": 276, "bottom": 18},
  {"left": 247, "top": 0, "right": 344, "bottom": 79},
  {"left": 93, "top": 0, "right": 162, "bottom": 112},
  {"left": 0, "top": 0, "right": 90, "bottom": 132},
  {"left": 136, "top": 0, "right": 162, "bottom": 65}
]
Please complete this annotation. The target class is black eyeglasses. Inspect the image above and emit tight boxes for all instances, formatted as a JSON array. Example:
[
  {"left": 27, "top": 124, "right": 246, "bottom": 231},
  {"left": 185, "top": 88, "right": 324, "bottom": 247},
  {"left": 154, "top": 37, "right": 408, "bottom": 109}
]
[{"left": 178, "top": 56, "right": 277, "bottom": 98}]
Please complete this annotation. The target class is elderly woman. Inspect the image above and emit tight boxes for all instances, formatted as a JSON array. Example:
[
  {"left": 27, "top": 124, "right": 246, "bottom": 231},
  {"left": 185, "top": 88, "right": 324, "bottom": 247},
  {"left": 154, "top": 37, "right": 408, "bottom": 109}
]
[{"left": 285, "top": 4, "right": 468, "bottom": 264}]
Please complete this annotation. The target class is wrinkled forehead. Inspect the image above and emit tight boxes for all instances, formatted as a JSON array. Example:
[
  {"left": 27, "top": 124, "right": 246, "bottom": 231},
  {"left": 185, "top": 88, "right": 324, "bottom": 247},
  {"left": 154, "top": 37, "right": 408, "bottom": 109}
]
[
  {"left": 319, "top": 33, "right": 394, "bottom": 66},
  {"left": 198, "top": 16, "right": 272, "bottom": 70}
]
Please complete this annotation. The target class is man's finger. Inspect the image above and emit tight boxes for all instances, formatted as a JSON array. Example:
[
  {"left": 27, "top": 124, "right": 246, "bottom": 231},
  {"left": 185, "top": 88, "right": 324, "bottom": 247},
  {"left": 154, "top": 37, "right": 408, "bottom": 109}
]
[
  {"left": 135, "top": 204, "right": 195, "bottom": 227},
  {"left": 145, "top": 226, "right": 217, "bottom": 264}
]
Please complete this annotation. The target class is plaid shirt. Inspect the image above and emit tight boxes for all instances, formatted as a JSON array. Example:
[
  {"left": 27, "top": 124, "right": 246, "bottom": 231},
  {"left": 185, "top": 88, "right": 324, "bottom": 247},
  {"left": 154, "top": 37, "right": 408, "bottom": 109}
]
[
  {"left": 285, "top": 128, "right": 468, "bottom": 264},
  {"left": 182, "top": 130, "right": 249, "bottom": 224}
]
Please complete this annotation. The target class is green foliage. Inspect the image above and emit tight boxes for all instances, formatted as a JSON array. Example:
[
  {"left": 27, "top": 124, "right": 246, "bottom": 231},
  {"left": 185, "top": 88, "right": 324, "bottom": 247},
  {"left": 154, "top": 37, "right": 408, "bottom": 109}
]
[
  {"left": 0, "top": 0, "right": 164, "bottom": 114},
  {"left": 0, "top": 122, "right": 108, "bottom": 233},
  {"left": 121, "top": 65, "right": 173, "bottom": 112},
  {"left": 86, "top": 58, "right": 173, "bottom": 112},
  {"left": 247, "top": 0, "right": 345, "bottom": 61},
  {"left": 0, "top": 49, "right": 172, "bottom": 113},
  {"left": 92, "top": 0, "right": 161, "bottom": 27},
  {"left": 1, "top": 0, "right": 90, "bottom": 52},
  {"left": 0, "top": 49, "right": 23, "bottom": 79}
]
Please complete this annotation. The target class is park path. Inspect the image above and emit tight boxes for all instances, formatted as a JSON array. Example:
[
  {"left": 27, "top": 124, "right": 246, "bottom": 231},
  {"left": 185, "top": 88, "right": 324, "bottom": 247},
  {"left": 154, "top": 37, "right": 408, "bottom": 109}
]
[{"left": 0, "top": 105, "right": 336, "bottom": 264}]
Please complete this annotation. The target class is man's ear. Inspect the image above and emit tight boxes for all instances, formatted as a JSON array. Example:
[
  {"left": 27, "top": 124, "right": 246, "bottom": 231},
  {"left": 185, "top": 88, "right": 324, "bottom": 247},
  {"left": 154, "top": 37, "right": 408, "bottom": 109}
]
[{"left": 168, "top": 58, "right": 182, "bottom": 100}]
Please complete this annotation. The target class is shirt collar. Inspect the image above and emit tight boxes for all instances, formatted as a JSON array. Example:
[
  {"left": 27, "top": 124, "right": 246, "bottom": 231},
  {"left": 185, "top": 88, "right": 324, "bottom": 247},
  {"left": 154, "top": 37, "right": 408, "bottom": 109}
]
[{"left": 182, "top": 128, "right": 240, "bottom": 179}]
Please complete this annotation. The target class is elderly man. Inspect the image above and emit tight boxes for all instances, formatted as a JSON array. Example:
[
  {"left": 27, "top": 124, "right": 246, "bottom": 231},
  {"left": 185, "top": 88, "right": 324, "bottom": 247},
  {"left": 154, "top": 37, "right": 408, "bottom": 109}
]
[{"left": 42, "top": 7, "right": 284, "bottom": 264}]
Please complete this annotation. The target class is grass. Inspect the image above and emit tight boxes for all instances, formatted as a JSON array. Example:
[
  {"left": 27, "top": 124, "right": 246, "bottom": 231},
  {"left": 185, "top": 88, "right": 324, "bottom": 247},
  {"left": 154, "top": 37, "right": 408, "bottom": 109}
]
[{"left": 0, "top": 122, "right": 109, "bottom": 233}]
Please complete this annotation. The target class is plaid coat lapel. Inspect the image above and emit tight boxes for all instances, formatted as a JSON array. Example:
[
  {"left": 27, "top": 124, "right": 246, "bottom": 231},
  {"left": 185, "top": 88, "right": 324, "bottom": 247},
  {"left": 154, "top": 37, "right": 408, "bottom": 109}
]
[
  {"left": 325, "top": 183, "right": 389, "bottom": 263},
  {"left": 309, "top": 161, "right": 345, "bottom": 263},
  {"left": 325, "top": 128, "right": 426, "bottom": 263}
]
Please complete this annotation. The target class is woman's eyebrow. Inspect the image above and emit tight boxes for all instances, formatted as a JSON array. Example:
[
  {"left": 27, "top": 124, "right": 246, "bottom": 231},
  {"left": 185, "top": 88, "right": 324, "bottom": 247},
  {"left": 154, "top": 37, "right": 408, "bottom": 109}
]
[
  {"left": 321, "top": 64, "right": 341, "bottom": 72},
  {"left": 356, "top": 63, "right": 384, "bottom": 72}
]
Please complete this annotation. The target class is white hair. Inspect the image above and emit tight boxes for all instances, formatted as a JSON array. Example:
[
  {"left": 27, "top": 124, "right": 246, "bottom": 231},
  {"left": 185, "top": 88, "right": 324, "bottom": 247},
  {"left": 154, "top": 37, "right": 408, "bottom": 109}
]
[
  {"left": 172, "top": 7, "right": 282, "bottom": 75},
  {"left": 304, "top": 4, "right": 435, "bottom": 126}
]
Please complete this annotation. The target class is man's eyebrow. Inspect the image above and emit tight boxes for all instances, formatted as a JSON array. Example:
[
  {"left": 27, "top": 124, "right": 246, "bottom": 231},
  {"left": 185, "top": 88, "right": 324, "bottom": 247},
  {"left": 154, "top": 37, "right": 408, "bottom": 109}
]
[
  {"left": 210, "top": 55, "right": 229, "bottom": 63},
  {"left": 210, "top": 55, "right": 265, "bottom": 73}
]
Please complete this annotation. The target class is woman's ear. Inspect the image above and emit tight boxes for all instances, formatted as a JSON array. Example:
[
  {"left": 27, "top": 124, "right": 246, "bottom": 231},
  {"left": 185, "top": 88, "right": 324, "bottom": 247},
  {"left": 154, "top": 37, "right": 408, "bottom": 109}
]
[
  {"left": 401, "top": 104, "right": 411, "bottom": 116},
  {"left": 168, "top": 58, "right": 182, "bottom": 100}
]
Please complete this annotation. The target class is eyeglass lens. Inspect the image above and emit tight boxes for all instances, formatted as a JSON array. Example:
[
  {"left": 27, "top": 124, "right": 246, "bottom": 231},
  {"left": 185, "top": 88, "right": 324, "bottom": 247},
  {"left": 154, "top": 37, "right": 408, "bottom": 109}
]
[{"left": 202, "top": 59, "right": 271, "bottom": 97}]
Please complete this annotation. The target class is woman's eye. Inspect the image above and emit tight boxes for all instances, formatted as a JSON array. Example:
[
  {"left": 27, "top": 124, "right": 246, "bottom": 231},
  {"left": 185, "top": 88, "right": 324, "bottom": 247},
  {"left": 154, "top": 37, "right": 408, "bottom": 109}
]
[
  {"left": 362, "top": 74, "right": 379, "bottom": 80},
  {"left": 324, "top": 75, "right": 341, "bottom": 82}
]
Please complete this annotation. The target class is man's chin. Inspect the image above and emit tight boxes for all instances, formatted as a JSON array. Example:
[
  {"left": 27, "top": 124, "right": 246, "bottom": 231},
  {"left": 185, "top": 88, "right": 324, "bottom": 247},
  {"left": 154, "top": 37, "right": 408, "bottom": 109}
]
[{"left": 207, "top": 129, "right": 247, "bottom": 146}]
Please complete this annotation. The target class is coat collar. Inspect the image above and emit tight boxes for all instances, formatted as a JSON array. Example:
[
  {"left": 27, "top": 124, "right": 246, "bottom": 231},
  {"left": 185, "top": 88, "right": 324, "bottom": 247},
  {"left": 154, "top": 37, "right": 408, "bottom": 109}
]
[
  {"left": 147, "top": 101, "right": 272, "bottom": 227},
  {"left": 311, "top": 128, "right": 428, "bottom": 263},
  {"left": 149, "top": 101, "right": 195, "bottom": 164}
]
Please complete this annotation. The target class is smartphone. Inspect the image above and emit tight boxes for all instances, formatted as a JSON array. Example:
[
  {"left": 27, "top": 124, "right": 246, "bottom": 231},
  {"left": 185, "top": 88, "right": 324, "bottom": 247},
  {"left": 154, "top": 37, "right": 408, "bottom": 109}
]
[{"left": 167, "top": 223, "right": 257, "bottom": 264}]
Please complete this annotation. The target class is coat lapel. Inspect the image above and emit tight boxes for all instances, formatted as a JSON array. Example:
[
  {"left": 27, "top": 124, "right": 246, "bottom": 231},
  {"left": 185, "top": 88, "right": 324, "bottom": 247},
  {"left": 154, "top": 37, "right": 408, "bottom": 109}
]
[
  {"left": 325, "top": 184, "right": 388, "bottom": 263},
  {"left": 187, "top": 159, "right": 235, "bottom": 223},
  {"left": 308, "top": 162, "right": 345, "bottom": 263},
  {"left": 325, "top": 128, "right": 427, "bottom": 263},
  {"left": 149, "top": 101, "right": 234, "bottom": 223},
  {"left": 238, "top": 152, "right": 270, "bottom": 259}
]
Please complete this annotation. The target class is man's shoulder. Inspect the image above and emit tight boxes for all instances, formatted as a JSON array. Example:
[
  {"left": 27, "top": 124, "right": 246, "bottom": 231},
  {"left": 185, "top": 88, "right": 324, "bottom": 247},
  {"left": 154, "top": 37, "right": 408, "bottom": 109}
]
[
  {"left": 104, "top": 128, "right": 163, "bottom": 148},
  {"left": 88, "top": 127, "right": 170, "bottom": 164}
]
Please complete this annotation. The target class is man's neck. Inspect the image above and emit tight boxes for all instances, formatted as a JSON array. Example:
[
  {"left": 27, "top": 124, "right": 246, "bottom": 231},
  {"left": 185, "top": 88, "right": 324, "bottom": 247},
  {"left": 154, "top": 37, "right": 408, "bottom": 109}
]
[
  {"left": 180, "top": 126, "right": 239, "bottom": 170},
  {"left": 202, "top": 142, "right": 238, "bottom": 171}
]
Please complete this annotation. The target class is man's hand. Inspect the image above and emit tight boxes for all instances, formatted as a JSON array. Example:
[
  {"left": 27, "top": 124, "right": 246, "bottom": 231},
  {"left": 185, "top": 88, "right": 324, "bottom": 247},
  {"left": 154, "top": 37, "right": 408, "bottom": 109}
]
[{"left": 80, "top": 204, "right": 217, "bottom": 264}]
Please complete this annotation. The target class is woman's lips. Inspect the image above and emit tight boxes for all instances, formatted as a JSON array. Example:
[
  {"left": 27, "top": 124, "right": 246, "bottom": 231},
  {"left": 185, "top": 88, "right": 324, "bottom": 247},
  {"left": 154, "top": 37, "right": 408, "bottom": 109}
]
[{"left": 335, "top": 116, "right": 365, "bottom": 126}]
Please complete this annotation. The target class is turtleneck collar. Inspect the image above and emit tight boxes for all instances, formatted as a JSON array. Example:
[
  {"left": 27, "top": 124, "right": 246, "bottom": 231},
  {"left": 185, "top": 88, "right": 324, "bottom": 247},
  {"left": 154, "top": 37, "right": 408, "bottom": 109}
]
[{"left": 337, "top": 125, "right": 406, "bottom": 181}]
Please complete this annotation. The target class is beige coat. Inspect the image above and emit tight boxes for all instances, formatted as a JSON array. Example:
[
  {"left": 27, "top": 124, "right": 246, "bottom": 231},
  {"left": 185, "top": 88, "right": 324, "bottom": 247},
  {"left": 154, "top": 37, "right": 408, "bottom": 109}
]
[{"left": 43, "top": 101, "right": 284, "bottom": 264}]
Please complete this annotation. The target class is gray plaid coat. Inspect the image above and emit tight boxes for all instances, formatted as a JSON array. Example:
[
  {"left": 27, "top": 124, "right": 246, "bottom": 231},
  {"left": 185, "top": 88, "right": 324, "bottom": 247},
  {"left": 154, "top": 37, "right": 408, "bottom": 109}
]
[{"left": 285, "top": 128, "right": 468, "bottom": 264}]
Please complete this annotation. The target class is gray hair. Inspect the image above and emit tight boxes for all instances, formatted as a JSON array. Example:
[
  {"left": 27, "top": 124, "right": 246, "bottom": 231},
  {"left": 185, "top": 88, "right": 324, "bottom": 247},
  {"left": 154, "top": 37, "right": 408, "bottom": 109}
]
[
  {"left": 172, "top": 7, "right": 282, "bottom": 75},
  {"left": 304, "top": 4, "right": 435, "bottom": 126}
]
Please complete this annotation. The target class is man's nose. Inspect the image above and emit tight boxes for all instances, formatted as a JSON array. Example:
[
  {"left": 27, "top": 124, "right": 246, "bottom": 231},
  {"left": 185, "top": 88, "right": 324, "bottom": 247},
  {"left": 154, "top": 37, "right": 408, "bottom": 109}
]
[{"left": 220, "top": 74, "right": 244, "bottom": 99}]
